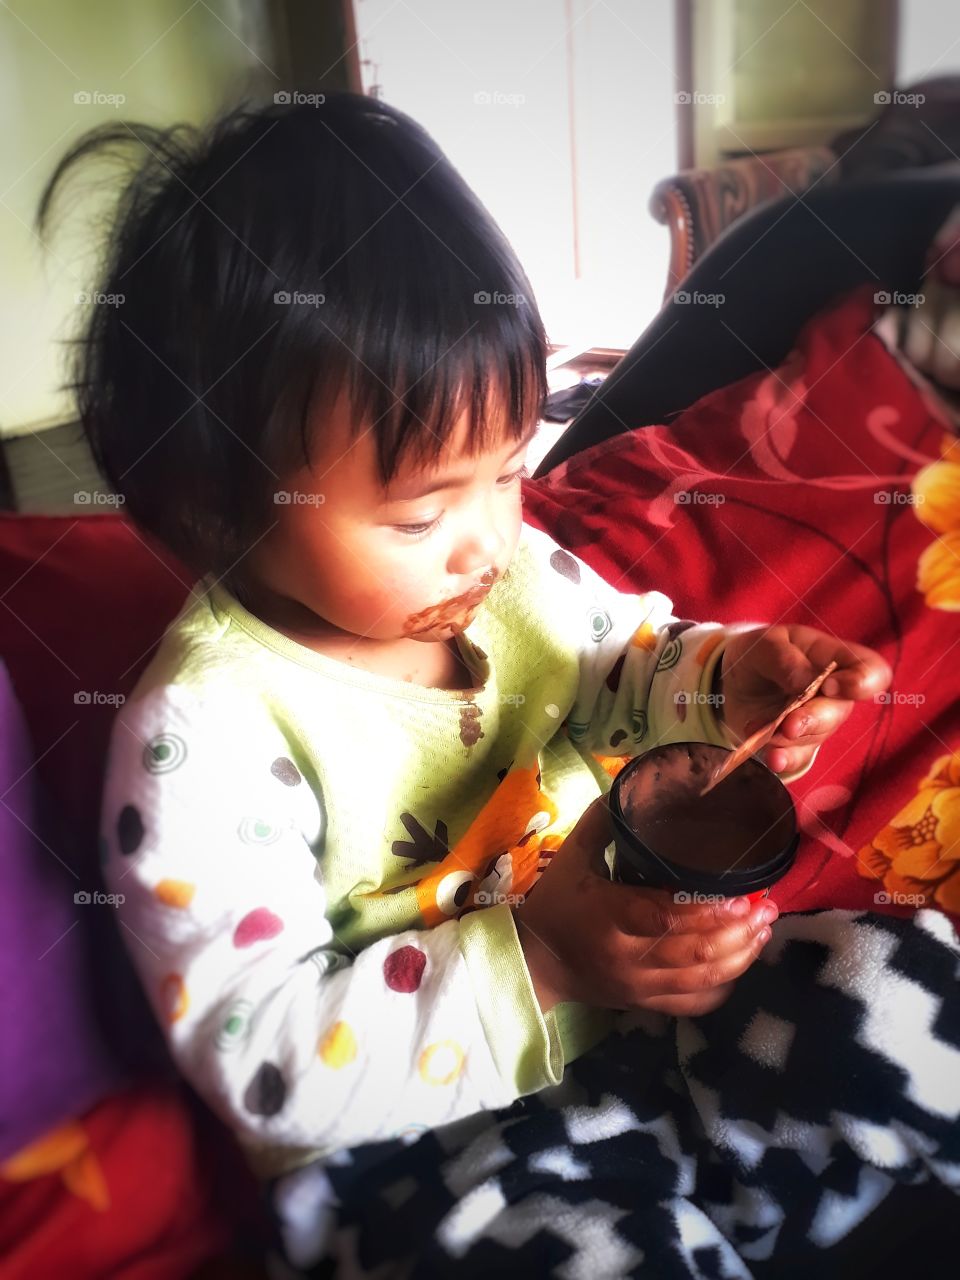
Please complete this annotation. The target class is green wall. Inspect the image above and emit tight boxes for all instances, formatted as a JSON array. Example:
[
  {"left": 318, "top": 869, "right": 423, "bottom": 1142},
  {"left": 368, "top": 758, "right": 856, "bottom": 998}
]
[{"left": 0, "top": 0, "right": 280, "bottom": 435}]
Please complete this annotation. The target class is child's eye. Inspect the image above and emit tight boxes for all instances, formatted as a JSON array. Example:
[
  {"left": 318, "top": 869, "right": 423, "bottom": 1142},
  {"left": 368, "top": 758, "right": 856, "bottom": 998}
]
[
  {"left": 396, "top": 515, "right": 444, "bottom": 540},
  {"left": 392, "top": 467, "right": 526, "bottom": 540}
]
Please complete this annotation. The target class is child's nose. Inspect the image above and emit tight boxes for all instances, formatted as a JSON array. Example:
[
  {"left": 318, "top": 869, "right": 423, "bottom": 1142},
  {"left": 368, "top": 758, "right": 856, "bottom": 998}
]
[{"left": 450, "top": 523, "right": 504, "bottom": 578}]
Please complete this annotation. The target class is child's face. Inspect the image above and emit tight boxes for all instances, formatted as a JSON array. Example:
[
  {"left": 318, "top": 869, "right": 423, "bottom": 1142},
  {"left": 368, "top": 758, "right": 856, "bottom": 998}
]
[{"left": 243, "top": 391, "right": 536, "bottom": 646}]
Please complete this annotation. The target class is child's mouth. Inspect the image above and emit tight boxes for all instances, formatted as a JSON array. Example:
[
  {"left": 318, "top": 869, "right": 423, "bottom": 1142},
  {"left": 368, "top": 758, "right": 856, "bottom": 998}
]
[{"left": 402, "top": 569, "right": 499, "bottom": 636}]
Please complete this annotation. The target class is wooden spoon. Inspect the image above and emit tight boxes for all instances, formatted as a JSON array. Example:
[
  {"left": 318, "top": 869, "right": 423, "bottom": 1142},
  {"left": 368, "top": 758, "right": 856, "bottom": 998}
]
[{"left": 699, "top": 660, "right": 838, "bottom": 796}]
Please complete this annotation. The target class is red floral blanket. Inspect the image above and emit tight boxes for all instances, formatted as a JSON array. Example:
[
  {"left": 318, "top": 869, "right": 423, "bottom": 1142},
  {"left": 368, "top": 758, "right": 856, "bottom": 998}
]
[{"left": 523, "top": 286, "right": 960, "bottom": 925}]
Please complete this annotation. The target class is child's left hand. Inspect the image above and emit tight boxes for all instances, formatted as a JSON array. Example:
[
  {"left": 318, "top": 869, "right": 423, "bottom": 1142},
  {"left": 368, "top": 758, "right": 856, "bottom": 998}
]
[{"left": 714, "top": 625, "right": 893, "bottom": 776}]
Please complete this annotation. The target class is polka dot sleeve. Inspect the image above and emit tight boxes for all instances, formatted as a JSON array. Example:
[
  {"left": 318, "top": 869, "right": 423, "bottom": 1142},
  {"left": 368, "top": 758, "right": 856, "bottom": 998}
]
[
  {"left": 100, "top": 682, "right": 544, "bottom": 1165},
  {"left": 520, "top": 524, "right": 757, "bottom": 757}
]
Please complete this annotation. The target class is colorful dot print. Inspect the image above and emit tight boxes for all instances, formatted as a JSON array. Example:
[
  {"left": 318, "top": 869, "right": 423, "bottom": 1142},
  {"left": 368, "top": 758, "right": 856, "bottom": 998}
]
[
  {"left": 216, "top": 1000, "right": 254, "bottom": 1053},
  {"left": 383, "top": 946, "right": 426, "bottom": 993},
  {"left": 318, "top": 1021, "right": 358, "bottom": 1069},
  {"left": 160, "top": 973, "right": 188, "bottom": 1023},
  {"left": 117, "top": 805, "right": 144, "bottom": 855},
  {"left": 233, "top": 908, "right": 285, "bottom": 949},
  {"left": 154, "top": 879, "right": 195, "bottom": 909},
  {"left": 549, "top": 549, "right": 581, "bottom": 583},
  {"left": 418, "top": 1040, "right": 464, "bottom": 1086},
  {"left": 244, "top": 1062, "right": 286, "bottom": 1116},
  {"left": 143, "top": 734, "right": 187, "bottom": 774},
  {"left": 589, "top": 608, "right": 612, "bottom": 642},
  {"left": 271, "top": 757, "right": 302, "bottom": 787},
  {"left": 656, "top": 638, "right": 683, "bottom": 671},
  {"left": 237, "top": 816, "right": 282, "bottom": 845}
]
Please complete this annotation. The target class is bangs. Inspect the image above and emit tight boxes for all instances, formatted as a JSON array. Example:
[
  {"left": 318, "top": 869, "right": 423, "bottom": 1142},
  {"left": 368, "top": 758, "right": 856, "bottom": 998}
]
[
  {"left": 297, "top": 304, "right": 547, "bottom": 485},
  {"left": 261, "top": 97, "right": 549, "bottom": 485}
]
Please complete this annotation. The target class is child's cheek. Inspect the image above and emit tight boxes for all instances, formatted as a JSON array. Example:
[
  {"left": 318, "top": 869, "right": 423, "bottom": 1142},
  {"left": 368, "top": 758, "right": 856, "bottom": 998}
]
[{"left": 329, "top": 557, "right": 430, "bottom": 638}]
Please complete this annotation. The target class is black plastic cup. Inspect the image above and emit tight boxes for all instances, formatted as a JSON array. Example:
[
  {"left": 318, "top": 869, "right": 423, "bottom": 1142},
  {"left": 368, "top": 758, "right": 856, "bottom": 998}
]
[{"left": 608, "top": 741, "right": 799, "bottom": 903}]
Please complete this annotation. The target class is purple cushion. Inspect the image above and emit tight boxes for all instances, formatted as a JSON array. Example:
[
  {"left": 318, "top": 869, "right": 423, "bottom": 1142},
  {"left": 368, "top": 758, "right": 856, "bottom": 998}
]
[{"left": 0, "top": 659, "right": 126, "bottom": 1160}]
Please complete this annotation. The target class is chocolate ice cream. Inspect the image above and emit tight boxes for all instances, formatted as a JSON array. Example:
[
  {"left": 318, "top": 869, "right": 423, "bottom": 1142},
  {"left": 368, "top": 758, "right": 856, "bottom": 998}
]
[{"left": 610, "top": 742, "right": 798, "bottom": 894}]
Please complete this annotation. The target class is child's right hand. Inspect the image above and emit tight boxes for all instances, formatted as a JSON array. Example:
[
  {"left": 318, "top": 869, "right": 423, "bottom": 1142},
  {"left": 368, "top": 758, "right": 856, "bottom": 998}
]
[{"left": 513, "top": 795, "right": 778, "bottom": 1017}]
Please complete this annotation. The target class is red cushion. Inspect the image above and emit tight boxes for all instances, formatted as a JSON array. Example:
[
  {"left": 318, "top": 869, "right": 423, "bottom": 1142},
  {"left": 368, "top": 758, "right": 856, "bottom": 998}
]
[
  {"left": 0, "top": 1086, "right": 249, "bottom": 1280},
  {"left": 0, "top": 514, "right": 191, "bottom": 877},
  {"left": 523, "top": 285, "right": 960, "bottom": 923}
]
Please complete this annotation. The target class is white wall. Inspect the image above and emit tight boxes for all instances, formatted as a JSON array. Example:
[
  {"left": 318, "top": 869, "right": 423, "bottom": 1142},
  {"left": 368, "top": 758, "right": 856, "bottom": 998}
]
[
  {"left": 899, "top": 0, "right": 960, "bottom": 80},
  {"left": 354, "top": 0, "right": 678, "bottom": 349},
  {"left": 0, "top": 0, "right": 273, "bottom": 437}
]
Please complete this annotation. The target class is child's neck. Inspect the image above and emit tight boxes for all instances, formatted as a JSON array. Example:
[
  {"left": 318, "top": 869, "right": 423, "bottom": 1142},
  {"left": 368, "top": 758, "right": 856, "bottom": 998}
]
[
  {"left": 297, "top": 628, "right": 477, "bottom": 691},
  {"left": 229, "top": 578, "right": 478, "bottom": 691}
]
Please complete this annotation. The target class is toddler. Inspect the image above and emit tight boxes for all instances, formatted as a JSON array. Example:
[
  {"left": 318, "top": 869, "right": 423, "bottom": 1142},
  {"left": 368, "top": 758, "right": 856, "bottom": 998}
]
[{"left": 38, "top": 94, "right": 890, "bottom": 1194}]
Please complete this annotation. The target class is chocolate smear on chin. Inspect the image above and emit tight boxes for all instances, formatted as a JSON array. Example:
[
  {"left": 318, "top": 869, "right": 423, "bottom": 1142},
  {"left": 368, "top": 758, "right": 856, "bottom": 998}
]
[{"left": 401, "top": 569, "right": 498, "bottom": 637}]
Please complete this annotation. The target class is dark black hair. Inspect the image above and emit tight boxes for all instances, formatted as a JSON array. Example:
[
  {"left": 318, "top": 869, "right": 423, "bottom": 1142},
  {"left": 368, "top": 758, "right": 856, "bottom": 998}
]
[{"left": 36, "top": 92, "right": 548, "bottom": 579}]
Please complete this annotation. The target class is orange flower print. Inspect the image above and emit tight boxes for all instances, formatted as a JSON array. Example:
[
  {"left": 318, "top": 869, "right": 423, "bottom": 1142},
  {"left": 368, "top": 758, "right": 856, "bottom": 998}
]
[
  {"left": 857, "top": 752, "right": 960, "bottom": 914},
  {"left": 912, "top": 431, "right": 960, "bottom": 611},
  {"left": 1, "top": 1120, "right": 110, "bottom": 1211}
]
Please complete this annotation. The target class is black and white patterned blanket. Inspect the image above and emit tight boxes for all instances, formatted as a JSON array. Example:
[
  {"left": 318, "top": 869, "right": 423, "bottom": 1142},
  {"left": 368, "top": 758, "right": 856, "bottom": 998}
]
[{"left": 271, "top": 909, "right": 960, "bottom": 1278}]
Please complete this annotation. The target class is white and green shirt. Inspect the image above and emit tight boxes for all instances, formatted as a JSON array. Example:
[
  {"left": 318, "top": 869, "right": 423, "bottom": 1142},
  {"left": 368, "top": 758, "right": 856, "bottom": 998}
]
[{"left": 101, "top": 523, "right": 752, "bottom": 1177}]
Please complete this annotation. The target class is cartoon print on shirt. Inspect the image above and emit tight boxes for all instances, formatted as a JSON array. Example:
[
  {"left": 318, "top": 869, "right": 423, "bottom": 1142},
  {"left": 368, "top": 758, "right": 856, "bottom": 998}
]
[
  {"left": 393, "top": 763, "right": 560, "bottom": 926},
  {"left": 473, "top": 851, "right": 514, "bottom": 904},
  {"left": 391, "top": 815, "right": 450, "bottom": 867}
]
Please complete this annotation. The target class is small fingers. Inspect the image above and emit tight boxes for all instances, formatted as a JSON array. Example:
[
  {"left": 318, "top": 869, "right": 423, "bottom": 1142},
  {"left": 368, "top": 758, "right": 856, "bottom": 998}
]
[
  {"left": 820, "top": 654, "right": 892, "bottom": 701},
  {"left": 764, "top": 697, "right": 855, "bottom": 772},
  {"left": 785, "top": 630, "right": 892, "bottom": 701},
  {"left": 777, "top": 695, "right": 854, "bottom": 742},
  {"left": 764, "top": 744, "right": 816, "bottom": 775},
  {"left": 618, "top": 887, "right": 756, "bottom": 938},
  {"left": 651, "top": 901, "right": 778, "bottom": 967},
  {"left": 638, "top": 926, "right": 773, "bottom": 997}
]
